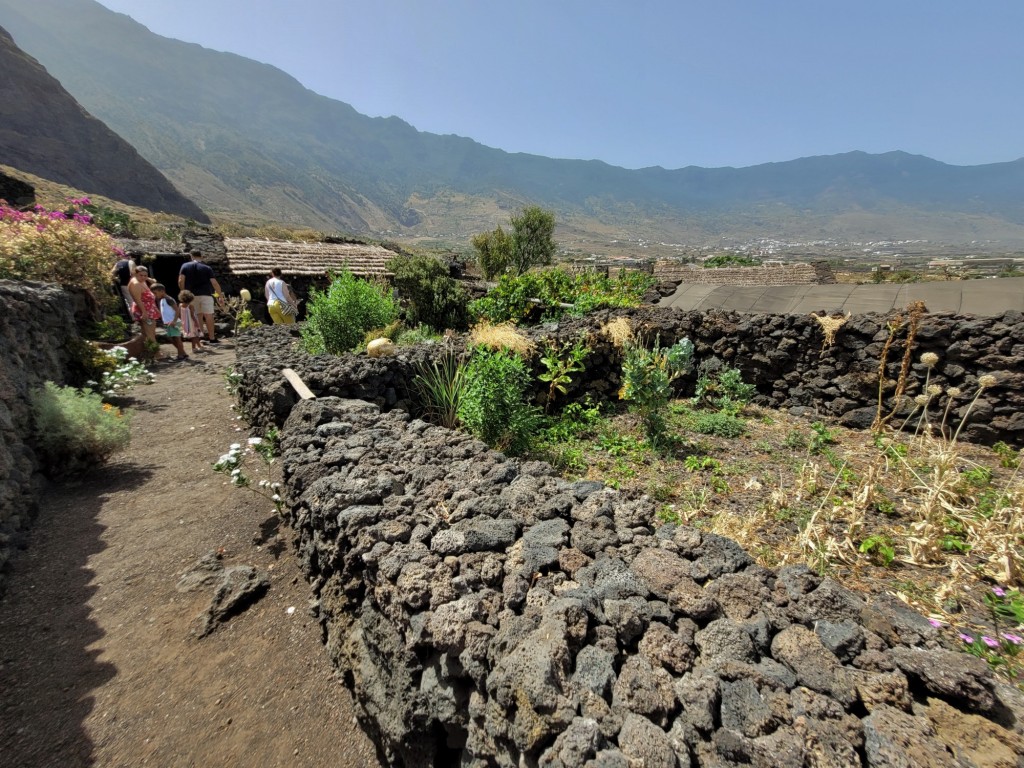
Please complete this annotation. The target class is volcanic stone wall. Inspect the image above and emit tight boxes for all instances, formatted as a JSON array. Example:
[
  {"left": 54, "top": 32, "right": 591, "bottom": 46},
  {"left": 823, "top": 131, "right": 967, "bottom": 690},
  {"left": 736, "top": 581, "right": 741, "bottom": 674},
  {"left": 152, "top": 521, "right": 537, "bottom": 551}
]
[
  {"left": 235, "top": 305, "right": 1024, "bottom": 447},
  {"left": 653, "top": 262, "right": 836, "bottom": 286},
  {"left": 0, "top": 280, "right": 81, "bottom": 592},
  {"left": 269, "top": 395, "right": 1024, "bottom": 767}
]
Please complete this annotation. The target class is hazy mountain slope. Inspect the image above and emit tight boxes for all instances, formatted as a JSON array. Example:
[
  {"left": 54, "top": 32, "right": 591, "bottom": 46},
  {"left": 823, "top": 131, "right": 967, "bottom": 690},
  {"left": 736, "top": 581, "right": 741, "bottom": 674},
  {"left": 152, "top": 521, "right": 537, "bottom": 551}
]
[
  {"left": 0, "top": 24, "right": 207, "bottom": 220},
  {"left": 1, "top": 0, "right": 1021, "bottom": 246}
]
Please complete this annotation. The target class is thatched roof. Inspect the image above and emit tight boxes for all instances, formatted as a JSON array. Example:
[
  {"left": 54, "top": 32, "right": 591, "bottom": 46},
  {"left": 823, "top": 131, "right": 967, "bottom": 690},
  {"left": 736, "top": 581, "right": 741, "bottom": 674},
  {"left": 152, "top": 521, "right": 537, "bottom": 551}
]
[{"left": 223, "top": 238, "right": 395, "bottom": 277}]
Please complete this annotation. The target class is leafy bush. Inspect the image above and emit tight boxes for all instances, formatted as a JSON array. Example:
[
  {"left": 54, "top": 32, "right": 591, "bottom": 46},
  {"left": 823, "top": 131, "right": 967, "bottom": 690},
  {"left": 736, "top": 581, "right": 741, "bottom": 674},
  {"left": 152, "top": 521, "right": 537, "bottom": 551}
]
[
  {"left": 395, "top": 324, "right": 443, "bottom": 345},
  {"left": 472, "top": 225, "right": 514, "bottom": 279},
  {"left": 30, "top": 381, "right": 131, "bottom": 474},
  {"left": 620, "top": 337, "right": 694, "bottom": 447},
  {"left": 458, "top": 347, "right": 541, "bottom": 455},
  {"left": 301, "top": 268, "right": 398, "bottom": 355},
  {"left": 0, "top": 200, "right": 124, "bottom": 297},
  {"left": 703, "top": 254, "right": 760, "bottom": 268},
  {"left": 693, "top": 366, "right": 756, "bottom": 413},
  {"left": 85, "top": 315, "right": 131, "bottom": 342},
  {"left": 470, "top": 267, "right": 654, "bottom": 325},
  {"left": 689, "top": 411, "right": 747, "bottom": 438},
  {"left": 388, "top": 253, "right": 470, "bottom": 331}
]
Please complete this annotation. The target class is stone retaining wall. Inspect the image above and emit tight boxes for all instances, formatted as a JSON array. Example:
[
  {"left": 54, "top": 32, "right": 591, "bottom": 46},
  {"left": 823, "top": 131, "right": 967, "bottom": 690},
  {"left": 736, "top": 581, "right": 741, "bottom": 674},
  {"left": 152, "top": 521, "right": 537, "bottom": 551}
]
[
  {"left": 236, "top": 306, "right": 1024, "bottom": 447},
  {"left": 653, "top": 262, "right": 836, "bottom": 286},
  {"left": 0, "top": 280, "right": 81, "bottom": 592},
  {"left": 267, "top": 395, "right": 1024, "bottom": 767}
]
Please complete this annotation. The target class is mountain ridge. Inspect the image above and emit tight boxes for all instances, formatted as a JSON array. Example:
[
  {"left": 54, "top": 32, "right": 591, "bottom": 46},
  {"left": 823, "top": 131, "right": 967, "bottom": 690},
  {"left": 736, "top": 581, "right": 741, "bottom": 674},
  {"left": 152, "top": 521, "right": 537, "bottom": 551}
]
[
  {"left": 0, "top": 23, "right": 208, "bottom": 221},
  {"left": 1, "top": 0, "right": 1021, "bottom": 250}
]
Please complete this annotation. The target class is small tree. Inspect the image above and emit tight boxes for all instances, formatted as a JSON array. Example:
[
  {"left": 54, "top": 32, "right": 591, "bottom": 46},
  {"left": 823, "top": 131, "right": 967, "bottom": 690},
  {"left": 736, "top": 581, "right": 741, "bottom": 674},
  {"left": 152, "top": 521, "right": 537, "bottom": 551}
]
[
  {"left": 509, "top": 206, "right": 556, "bottom": 276},
  {"left": 471, "top": 226, "right": 514, "bottom": 280},
  {"left": 387, "top": 253, "right": 469, "bottom": 331}
]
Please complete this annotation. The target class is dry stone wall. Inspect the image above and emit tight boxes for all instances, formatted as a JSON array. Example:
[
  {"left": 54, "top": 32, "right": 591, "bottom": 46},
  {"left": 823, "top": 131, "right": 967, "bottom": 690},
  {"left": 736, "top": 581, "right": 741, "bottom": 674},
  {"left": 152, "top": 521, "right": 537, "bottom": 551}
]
[
  {"left": 653, "top": 262, "right": 836, "bottom": 286},
  {"left": 264, "top": 395, "right": 1024, "bottom": 767},
  {"left": 236, "top": 305, "right": 1024, "bottom": 447},
  {"left": 0, "top": 280, "right": 81, "bottom": 592},
  {"left": 232, "top": 309, "right": 1024, "bottom": 766}
]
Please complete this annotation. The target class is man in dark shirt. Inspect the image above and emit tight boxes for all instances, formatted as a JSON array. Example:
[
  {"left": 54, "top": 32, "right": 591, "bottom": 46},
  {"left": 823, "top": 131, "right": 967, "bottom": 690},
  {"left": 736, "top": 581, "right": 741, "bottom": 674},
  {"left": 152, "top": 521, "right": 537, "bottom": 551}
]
[{"left": 178, "top": 250, "right": 225, "bottom": 343}]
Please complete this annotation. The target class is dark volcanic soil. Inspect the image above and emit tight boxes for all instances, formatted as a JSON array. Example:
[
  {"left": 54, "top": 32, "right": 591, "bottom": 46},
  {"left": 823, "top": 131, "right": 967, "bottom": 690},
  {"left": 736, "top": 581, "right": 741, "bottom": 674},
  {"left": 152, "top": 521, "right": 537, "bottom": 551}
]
[{"left": 0, "top": 340, "right": 379, "bottom": 767}]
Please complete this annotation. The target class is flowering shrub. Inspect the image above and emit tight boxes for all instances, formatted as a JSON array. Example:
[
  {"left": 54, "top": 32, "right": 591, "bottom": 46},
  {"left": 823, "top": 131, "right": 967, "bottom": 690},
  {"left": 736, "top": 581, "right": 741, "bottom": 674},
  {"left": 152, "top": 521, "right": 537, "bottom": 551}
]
[
  {"left": 212, "top": 434, "right": 283, "bottom": 513},
  {"left": 938, "top": 586, "right": 1024, "bottom": 683},
  {"left": 84, "top": 346, "right": 155, "bottom": 396},
  {"left": 29, "top": 381, "right": 131, "bottom": 474},
  {"left": 0, "top": 198, "right": 124, "bottom": 297}
]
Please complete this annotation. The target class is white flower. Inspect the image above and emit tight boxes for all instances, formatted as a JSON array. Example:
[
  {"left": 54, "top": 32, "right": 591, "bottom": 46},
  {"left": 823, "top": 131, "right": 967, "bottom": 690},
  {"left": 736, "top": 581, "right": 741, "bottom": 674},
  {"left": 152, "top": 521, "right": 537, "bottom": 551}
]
[
  {"left": 914, "top": 394, "right": 929, "bottom": 406},
  {"left": 231, "top": 468, "right": 241, "bottom": 476},
  {"left": 248, "top": 437, "right": 263, "bottom": 445},
  {"left": 927, "top": 384, "right": 942, "bottom": 396},
  {"left": 229, "top": 443, "right": 241, "bottom": 451},
  {"left": 271, "top": 482, "right": 281, "bottom": 490},
  {"left": 920, "top": 352, "right": 939, "bottom": 368},
  {"left": 947, "top": 387, "right": 962, "bottom": 398},
  {"left": 979, "top": 374, "right": 998, "bottom": 389},
  {"left": 272, "top": 494, "right": 281, "bottom": 502}
]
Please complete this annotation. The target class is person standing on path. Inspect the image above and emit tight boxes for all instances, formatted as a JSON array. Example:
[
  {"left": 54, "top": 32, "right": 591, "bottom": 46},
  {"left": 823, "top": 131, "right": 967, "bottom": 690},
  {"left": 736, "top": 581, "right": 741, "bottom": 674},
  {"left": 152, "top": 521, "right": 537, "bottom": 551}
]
[
  {"left": 128, "top": 265, "right": 161, "bottom": 357},
  {"left": 264, "top": 268, "right": 298, "bottom": 324},
  {"left": 178, "top": 250, "right": 225, "bottom": 343},
  {"left": 152, "top": 284, "right": 187, "bottom": 360},
  {"left": 111, "top": 255, "right": 137, "bottom": 314}
]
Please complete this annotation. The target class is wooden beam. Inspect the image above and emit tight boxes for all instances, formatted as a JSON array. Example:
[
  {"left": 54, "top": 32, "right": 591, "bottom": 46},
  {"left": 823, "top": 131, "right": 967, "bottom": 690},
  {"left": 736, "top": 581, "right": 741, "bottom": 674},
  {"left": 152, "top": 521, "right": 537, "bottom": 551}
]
[{"left": 282, "top": 368, "right": 316, "bottom": 400}]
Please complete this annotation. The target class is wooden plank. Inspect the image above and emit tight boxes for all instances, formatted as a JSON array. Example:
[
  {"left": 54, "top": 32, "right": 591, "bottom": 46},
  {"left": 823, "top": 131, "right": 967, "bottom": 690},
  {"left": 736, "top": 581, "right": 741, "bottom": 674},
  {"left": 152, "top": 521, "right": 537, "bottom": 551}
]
[{"left": 282, "top": 368, "right": 316, "bottom": 400}]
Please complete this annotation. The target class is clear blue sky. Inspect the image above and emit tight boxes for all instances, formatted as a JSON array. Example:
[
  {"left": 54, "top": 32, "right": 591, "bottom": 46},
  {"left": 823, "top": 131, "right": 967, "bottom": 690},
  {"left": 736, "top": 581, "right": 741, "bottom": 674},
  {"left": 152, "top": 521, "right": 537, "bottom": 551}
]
[{"left": 95, "top": 0, "right": 1024, "bottom": 170}]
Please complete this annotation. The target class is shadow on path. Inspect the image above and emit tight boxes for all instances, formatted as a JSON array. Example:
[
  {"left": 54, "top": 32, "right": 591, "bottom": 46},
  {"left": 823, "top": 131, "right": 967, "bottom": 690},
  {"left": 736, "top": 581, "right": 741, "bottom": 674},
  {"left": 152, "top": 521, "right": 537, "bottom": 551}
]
[{"left": 0, "top": 462, "right": 154, "bottom": 768}]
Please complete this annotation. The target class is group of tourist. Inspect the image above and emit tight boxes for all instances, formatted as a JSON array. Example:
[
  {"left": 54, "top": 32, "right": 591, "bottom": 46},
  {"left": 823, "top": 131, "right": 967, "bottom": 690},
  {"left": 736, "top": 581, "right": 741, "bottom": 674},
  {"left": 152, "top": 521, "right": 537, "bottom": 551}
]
[{"left": 112, "top": 250, "right": 300, "bottom": 361}]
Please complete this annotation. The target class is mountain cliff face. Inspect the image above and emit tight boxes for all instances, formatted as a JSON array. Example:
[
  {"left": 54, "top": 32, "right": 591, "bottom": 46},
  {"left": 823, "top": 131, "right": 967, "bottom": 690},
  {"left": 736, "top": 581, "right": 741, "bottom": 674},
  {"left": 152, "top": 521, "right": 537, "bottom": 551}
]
[
  {"left": 0, "top": 0, "right": 1021, "bottom": 247},
  {"left": 0, "top": 24, "right": 207, "bottom": 220}
]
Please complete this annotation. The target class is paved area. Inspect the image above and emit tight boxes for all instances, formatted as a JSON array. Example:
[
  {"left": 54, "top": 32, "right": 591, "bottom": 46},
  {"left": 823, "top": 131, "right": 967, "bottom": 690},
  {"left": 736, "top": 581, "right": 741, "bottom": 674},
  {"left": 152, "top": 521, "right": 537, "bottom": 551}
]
[{"left": 659, "top": 277, "right": 1024, "bottom": 316}]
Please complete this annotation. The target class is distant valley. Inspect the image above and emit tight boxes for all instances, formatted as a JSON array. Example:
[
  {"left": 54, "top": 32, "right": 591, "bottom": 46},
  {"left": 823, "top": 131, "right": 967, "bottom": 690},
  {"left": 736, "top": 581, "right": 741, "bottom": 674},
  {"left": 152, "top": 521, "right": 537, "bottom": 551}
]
[{"left": 1, "top": 0, "right": 1022, "bottom": 259}]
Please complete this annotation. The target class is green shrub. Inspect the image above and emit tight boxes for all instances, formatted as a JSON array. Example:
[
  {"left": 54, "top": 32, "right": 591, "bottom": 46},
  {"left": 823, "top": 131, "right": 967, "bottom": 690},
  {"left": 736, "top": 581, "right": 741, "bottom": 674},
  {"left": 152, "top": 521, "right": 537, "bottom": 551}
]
[
  {"left": 620, "top": 337, "right": 694, "bottom": 447},
  {"left": 693, "top": 366, "right": 756, "bottom": 413},
  {"left": 301, "top": 268, "right": 398, "bottom": 355},
  {"left": 470, "top": 267, "right": 654, "bottom": 325},
  {"left": 395, "top": 324, "right": 444, "bottom": 345},
  {"left": 457, "top": 347, "right": 541, "bottom": 455},
  {"left": 85, "top": 315, "right": 130, "bottom": 342},
  {"left": 703, "top": 254, "right": 760, "bottom": 268},
  {"left": 690, "top": 411, "right": 747, "bottom": 438},
  {"left": 30, "top": 382, "right": 131, "bottom": 474},
  {"left": 388, "top": 253, "right": 470, "bottom": 331}
]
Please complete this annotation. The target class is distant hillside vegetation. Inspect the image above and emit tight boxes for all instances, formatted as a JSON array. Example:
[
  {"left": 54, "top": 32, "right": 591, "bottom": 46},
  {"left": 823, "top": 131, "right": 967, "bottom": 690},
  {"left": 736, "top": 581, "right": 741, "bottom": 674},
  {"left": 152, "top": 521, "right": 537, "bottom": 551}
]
[
  {"left": 1, "top": 0, "right": 1022, "bottom": 249},
  {"left": 0, "top": 24, "right": 207, "bottom": 221}
]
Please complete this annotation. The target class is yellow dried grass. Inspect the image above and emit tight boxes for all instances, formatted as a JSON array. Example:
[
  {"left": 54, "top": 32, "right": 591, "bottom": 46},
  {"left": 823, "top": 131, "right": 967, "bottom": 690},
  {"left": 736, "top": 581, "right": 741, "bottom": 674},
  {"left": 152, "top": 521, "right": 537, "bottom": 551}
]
[{"left": 469, "top": 322, "right": 536, "bottom": 356}]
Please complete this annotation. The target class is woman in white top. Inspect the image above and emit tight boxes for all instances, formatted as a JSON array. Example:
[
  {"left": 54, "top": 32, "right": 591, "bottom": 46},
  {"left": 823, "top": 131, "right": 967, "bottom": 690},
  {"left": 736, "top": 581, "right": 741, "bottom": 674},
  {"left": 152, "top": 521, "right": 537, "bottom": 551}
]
[{"left": 264, "top": 268, "right": 298, "bottom": 324}]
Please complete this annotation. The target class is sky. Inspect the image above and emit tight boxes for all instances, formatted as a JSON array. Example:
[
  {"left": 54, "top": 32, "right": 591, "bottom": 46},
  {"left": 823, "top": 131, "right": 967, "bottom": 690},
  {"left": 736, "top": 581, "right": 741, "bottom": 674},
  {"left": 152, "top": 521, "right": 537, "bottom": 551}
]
[{"left": 94, "top": 0, "right": 1024, "bottom": 171}]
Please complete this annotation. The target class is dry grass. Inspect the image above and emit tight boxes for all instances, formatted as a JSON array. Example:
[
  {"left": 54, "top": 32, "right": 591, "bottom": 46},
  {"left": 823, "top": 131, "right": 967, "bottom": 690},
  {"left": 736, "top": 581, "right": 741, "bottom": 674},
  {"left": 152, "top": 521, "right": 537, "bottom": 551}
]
[
  {"left": 810, "top": 312, "right": 849, "bottom": 349},
  {"left": 600, "top": 317, "right": 633, "bottom": 349},
  {"left": 469, "top": 322, "right": 536, "bottom": 356}
]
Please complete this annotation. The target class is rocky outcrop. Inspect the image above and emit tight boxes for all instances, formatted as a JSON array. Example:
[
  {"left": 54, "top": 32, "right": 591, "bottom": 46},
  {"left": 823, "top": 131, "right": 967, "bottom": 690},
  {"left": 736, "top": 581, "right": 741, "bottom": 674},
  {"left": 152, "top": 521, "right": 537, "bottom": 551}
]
[
  {"left": 235, "top": 305, "right": 1024, "bottom": 446},
  {"left": 0, "top": 280, "right": 81, "bottom": 593},
  {"left": 0, "top": 25, "right": 208, "bottom": 221},
  {"left": 267, "top": 396, "right": 1024, "bottom": 767}
]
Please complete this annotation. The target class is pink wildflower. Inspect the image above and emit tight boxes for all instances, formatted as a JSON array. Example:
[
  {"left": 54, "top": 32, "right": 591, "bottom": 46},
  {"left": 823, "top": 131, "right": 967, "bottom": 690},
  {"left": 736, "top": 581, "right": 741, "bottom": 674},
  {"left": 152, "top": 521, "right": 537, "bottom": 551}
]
[
  {"left": 993, "top": 587, "right": 1007, "bottom": 597},
  {"left": 1002, "top": 633, "right": 1023, "bottom": 645},
  {"left": 959, "top": 633, "right": 975, "bottom": 643},
  {"left": 928, "top": 618, "right": 944, "bottom": 628}
]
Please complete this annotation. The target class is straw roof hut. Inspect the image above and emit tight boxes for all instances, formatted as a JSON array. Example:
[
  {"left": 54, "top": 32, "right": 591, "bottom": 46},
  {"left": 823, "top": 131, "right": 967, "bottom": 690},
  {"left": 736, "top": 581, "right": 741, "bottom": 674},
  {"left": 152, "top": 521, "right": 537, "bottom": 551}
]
[{"left": 223, "top": 238, "right": 396, "bottom": 278}]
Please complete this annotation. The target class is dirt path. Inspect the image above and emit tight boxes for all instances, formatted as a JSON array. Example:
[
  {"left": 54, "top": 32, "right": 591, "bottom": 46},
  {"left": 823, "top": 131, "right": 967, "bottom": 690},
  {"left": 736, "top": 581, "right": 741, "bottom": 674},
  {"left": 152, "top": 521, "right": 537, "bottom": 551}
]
[{"left": 0, "top": 341, "right": 379, "bottom": 767}]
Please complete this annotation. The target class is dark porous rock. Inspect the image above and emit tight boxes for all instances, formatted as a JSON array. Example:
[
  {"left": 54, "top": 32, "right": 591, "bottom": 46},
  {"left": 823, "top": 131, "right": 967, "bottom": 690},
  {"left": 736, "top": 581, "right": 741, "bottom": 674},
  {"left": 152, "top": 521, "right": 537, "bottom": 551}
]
[
  {"left": 571, "top": 517, "right": 620, "bottom": 556},
  {"left": 604, "top": 596, "right": 652, "bottom": 644},
  {"left": 720, "top": 678, "right": 779, "bottom": 738},
  {"left": 888, "top": 647, "right": 998, "bottom": 713},
  {"left": 775, "top": 564, "right": 821, "bottom": 602},
  {"left": 788, "top": 578, "right": 866, "bottom": 625},
  {"left": 630, "top": 548, "right": 694, "bottom": 600},
  {"left": 814, "top": 618, "right": 866, "bottom": 663},
  {"left": 706, "top": 572, "right": 772, "bottom": 621},
  {"left": 571, "top": 645, "right": 617, "bottom": 697},
  {"left": 522, "top": 517, "right": 571, "bottom": 573},
  {"left": 860, "top": 593, "right": 939, "bottom": 648},
  {"left": 863, "top": 705, "right": 956, "bottom": 768},
  {"left": 689, "top": 533, "right": 752, "bottom": 582},
  {"left": 695, "top": 618, "right": 757, "bottom": 664},
  {"left": 675, "top": 672, "right": 721, "bottom": 733},
  {"left": 771, "top": 626, "right": 856, "bottom": 707},
  {"left": 839, "top": 406, "right": 878, "bottom": 430},
  {"left": 611, "top": 655, "right": 677, "bottom": 725},
  {"left": 538, "top": 716, "right": 604, "bottom": 768},
  {"left": 617, "top": 713, "right": 677, "bottom": 768},
  {"left": 638, "top": 622, "right": 695, "bottom": 676},
  {"left": 583, "top": 749, "right": 630, "bottom": 768},
  {"left": 668, "top": 577, "right": 721, "bottom": 623},
  {"left": 431, "top": 517, "right": 518, "bottom": 556}
]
